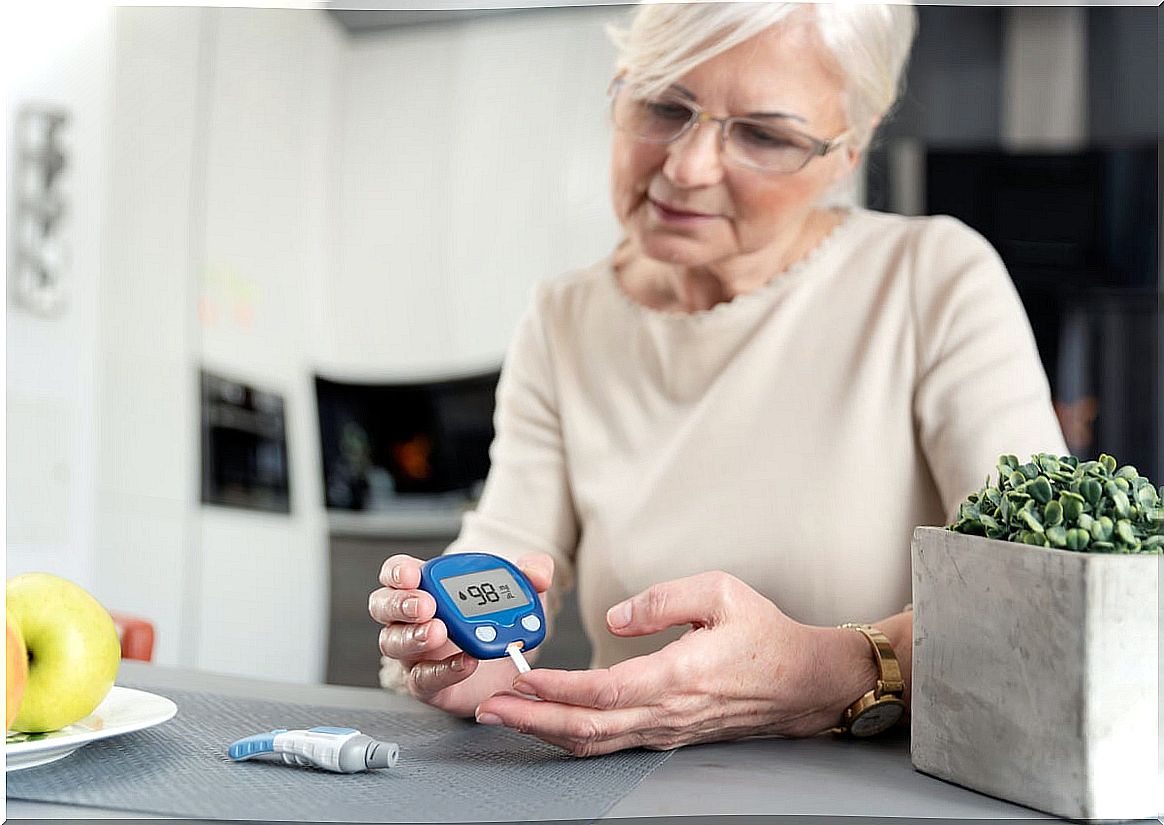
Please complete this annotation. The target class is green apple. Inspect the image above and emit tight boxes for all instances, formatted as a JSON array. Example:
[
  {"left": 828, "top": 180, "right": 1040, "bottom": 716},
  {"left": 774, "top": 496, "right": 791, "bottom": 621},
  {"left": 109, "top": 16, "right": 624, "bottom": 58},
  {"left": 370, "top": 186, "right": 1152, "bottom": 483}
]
[{"left": 6, "top": 573, "right": 121, "bottom": 732}]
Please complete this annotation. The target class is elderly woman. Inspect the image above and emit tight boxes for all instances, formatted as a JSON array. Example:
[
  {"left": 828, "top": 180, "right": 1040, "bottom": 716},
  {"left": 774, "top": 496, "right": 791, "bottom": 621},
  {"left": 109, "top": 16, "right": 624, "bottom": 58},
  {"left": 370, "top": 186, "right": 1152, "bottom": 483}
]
[{"left": 369, "top": 2, "right": 1066, "bottom": 755}]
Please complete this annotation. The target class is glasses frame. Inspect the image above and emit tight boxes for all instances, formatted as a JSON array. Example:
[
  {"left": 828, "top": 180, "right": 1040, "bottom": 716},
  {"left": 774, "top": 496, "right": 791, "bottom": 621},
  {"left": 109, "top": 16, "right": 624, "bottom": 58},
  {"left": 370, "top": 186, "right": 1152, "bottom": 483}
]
[{"left": 608, "top": 77, "right": 849, "bottom": 175}]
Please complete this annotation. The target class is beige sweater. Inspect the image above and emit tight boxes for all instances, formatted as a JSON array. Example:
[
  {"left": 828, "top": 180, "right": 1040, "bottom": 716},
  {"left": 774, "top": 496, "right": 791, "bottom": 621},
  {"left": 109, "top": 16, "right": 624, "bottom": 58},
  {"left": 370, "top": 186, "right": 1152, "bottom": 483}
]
[{"left": 447, "top": 209, "right": 1067, "bottom": 668}]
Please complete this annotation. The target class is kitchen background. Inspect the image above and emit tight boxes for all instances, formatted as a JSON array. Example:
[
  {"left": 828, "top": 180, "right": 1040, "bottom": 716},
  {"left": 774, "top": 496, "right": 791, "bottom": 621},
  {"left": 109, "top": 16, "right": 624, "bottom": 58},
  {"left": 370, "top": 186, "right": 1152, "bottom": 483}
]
[{"left": 6, "top": 2, "right": 1160, "bottom": 686}]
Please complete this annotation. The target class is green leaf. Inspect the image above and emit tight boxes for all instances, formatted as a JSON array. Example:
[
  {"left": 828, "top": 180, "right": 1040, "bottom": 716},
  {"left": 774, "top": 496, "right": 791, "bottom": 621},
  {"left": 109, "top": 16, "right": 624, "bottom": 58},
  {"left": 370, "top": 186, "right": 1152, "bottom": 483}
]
[
  {"left": 1019, "top": 508, "right": 1045, "bottom": 533},
  {"left": 1078, "top": 461, "right": 1102, "bottom": 476},
  {"left": 1043, "top": 500, "right": 1064, "bottom": 526},
  {"left": 1059, "top": 493, "right": 1084, "bottom": 522},
  {"left": 1038, "top": 455, "right": 1062, "bottom": 474},
  {"left": 1046, "top": 525, "right": 1068, "bottom": 547},
  {"left": 1065, "top": 528, "right": 1090, "bottom": 551},
  {"left": 1099, "top": 453, "right": 1117, "bottom": 474},
  {"left": 1080, "top": 479, "right": 1102, "bottom": 506},
  {"left": 1134, "top": 485, "right": 1158, "bottom": 509},
  {"left": 1028, "top": 476, "right": 1053, "bottom": 504},
  {"left": 1091, "top": 516, "right": 1115, "bottom": 542}
]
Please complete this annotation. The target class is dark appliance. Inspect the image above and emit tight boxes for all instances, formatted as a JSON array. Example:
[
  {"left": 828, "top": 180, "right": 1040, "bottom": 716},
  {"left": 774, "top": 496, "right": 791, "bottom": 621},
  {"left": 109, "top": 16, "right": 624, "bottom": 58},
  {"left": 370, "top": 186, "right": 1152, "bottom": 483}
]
[
  {"left": 315, "top": 370, "right": 500, "bottom": 509},
  {"left": 200, "top": 370, "right": 291, "bottom": 513}
]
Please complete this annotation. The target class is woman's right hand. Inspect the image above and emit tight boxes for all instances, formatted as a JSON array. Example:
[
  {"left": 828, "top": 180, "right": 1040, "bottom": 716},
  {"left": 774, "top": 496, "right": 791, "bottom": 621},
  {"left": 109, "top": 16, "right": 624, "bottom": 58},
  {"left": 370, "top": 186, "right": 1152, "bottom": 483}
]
[{"left": 369, "top": 552, "right": 555, "bottom": 718}]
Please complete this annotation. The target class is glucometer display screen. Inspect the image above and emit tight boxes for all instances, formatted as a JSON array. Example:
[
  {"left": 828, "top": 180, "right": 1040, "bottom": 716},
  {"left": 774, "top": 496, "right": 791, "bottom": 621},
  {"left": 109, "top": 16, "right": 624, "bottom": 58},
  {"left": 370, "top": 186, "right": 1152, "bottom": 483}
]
[{"left": 439, "top": 568, "right": 531, "bottom": 618}]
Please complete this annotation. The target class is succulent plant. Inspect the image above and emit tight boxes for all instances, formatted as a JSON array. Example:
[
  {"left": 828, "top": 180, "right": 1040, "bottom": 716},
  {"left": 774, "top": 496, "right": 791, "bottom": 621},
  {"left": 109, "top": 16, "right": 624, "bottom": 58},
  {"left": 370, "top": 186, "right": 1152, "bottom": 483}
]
[{"left": 949, "top": 453, "right": 1164, "bottom": 554}]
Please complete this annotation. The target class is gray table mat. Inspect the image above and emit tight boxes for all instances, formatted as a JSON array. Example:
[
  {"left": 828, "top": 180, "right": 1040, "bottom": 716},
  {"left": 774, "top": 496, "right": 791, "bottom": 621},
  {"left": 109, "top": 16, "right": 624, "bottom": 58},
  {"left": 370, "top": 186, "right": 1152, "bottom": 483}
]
[{"left": 6, "top": 682, "right": 671, "bottom": 823}]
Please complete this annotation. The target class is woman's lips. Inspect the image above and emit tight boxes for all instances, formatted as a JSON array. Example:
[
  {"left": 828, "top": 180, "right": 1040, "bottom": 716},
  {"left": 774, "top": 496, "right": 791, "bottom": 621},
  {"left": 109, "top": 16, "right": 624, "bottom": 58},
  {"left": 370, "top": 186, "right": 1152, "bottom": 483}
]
[{"left": 648, "top": 198, "right": 718, "bottom": 226}]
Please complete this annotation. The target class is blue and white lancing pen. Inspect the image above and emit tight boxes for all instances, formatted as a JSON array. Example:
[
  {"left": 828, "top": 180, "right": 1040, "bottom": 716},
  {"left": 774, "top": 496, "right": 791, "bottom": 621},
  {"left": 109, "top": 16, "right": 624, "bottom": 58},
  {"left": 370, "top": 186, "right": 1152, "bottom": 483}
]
[{"left": 228, "top": 726, "right": 399, "bottom": 773}]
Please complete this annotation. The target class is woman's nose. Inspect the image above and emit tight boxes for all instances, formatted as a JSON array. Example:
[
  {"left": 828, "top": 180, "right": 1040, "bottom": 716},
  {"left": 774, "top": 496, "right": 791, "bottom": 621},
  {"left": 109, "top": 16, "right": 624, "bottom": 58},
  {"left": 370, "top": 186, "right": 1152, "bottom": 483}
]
[{"left": 662, "top": 121, "right": 726, "bottom": 188}]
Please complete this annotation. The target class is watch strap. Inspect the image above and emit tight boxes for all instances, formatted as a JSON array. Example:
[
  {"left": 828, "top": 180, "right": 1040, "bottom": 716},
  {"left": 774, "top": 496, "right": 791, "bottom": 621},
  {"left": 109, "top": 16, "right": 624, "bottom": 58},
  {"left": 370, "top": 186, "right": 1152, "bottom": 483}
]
[{"left": 840, "top": 623, "right": 904, "bottom": 699}]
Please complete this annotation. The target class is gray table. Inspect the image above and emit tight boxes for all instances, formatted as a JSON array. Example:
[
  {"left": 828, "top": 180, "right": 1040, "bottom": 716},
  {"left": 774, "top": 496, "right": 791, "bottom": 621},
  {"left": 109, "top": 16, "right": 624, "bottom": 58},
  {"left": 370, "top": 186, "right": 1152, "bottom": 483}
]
[{"left": 7, "top": 662, "right": 1053, "bottom": 822}]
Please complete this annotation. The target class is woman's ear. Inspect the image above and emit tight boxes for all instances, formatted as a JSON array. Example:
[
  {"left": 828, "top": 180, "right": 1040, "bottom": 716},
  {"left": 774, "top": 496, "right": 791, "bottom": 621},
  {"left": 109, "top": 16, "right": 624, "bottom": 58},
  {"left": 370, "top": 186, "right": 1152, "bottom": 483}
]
[
  {"left": 842, "top": 145, "right": 863, "bottom": 176},
  {"left": 838, "top": 116, "right": 879, "bottom": 179}
]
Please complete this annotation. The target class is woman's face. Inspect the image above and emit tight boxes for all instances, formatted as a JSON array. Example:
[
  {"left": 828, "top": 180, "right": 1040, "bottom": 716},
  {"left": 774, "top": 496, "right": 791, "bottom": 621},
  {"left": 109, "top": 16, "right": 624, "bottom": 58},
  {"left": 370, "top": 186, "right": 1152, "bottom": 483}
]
[{"left": 610, "top": 20, "right": 858, "bottom": 268}]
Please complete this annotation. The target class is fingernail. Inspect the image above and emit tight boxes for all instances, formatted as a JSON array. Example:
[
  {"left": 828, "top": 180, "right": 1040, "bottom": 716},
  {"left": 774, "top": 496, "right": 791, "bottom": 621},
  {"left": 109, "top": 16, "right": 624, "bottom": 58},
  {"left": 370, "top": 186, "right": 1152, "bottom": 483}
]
[
  {"left": 402, "top": 598, "right": 419, "bottom": 618},
  {"left": 450, "top": 654, "right": 465, "bottom": 672},
  {"left": 607, "top": 600, "right": 632, "bottom": 629},
  {"left": 391, "top": 565, "right": 401, "bottom": 585},
  {"left": 413, "top": 624, "right": 429, "bottom": 643},
  {"left": 476, "top": 713, "right": 503, "bottom": 726},
  {"left": 512, "top": 678, "right": 537, "bottom": 698}
]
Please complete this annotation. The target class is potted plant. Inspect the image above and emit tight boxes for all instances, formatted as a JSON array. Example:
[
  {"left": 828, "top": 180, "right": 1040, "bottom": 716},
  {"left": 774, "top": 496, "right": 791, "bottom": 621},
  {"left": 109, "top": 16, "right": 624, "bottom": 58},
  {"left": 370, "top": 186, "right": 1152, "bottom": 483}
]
[{"left": 911, "top": 453, "right": 1162, "bottom": 821}]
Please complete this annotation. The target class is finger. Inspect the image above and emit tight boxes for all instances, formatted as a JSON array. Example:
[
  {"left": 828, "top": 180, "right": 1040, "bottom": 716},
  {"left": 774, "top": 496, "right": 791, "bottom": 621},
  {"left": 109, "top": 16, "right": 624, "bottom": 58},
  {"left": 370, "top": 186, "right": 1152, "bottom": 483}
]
[
  {"left": 378, "top": 618, "right": 448, "bottom": 659},
  {"left": 515, "top": 553, "right": 554, "bottom": 593},
  {"left": 540, "top": 731, "right": 655, "bottom": 758},
  {"left": 379, "top": 555, "right": 424, "bottom": 589},
  {"left": 605, "top": 572, "right": 735, "bottom": 637},
  {"left": 368, "top": 587, "right": 436, "bottom": 624},
  {"left": 408, "top": 652, "right": 479, "bottom": 699},
  {"left": 474, "top": 694, "right": 653, "bottom": 749},
  {"left": 510, "top": 658, "right": 662, "bottom": 710}
]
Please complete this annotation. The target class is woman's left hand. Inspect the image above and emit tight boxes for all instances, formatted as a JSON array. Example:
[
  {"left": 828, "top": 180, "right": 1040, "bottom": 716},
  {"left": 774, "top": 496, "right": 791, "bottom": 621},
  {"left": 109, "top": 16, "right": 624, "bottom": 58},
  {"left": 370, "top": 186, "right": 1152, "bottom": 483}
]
[{"left": 473, "top": 571, "right": 878, "bottom": 756}]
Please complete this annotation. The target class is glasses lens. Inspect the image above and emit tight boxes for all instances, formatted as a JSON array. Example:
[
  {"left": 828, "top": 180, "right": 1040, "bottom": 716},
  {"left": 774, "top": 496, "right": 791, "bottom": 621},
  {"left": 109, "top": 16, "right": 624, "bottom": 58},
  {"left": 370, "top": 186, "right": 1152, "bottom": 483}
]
[
  {"left": 725, "top": 120, "right": 815, "bottom": 172},
  {"left": 612, "top": 92, "right": 694, "bottom": 144}
]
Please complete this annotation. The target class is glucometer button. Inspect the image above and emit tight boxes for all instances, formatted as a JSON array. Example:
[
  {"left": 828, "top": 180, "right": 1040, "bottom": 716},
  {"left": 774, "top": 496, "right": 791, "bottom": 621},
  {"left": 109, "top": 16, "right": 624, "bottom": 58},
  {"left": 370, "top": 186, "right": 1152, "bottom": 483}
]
[
  {"left": 520, "top": 614, "right": 542, "bottom": 632},
  {"left": 474, "top": 625, "right": 497, "bottom": 643}
]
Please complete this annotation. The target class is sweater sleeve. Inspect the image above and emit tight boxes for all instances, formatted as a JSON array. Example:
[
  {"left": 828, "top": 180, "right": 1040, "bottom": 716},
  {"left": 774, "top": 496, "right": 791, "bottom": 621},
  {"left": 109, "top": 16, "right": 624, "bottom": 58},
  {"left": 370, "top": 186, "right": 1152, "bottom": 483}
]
[
  {"left": 445, "top": 281, "right": 579, "bottom": 621},
  {"left": 911, "top": 217, "right": 1068, "bottom": 522}
]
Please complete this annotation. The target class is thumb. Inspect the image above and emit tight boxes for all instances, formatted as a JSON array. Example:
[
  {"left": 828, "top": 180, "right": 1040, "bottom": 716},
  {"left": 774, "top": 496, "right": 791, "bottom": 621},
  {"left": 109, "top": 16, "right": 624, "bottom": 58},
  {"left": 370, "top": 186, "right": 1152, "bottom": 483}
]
[
  {"left": 516, "top": 552, "right": 554, "bottom": 594},
  {"left": 606, "top": 572, "right": 732, "bottom": 637}
]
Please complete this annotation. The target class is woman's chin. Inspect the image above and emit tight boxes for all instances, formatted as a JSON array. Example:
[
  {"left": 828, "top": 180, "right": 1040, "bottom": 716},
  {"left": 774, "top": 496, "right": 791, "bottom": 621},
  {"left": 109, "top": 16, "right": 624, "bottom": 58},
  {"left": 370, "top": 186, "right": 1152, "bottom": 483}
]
[{"left": 637, "top": 234, "right": 720, "bottom": 267}]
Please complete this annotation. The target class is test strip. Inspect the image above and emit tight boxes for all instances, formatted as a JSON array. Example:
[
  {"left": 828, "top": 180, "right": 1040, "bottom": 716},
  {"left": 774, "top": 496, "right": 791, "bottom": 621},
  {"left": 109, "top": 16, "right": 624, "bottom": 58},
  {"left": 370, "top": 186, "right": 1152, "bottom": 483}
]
[{"left": 505, "top": 641, "right": 531, "bottom": 674}]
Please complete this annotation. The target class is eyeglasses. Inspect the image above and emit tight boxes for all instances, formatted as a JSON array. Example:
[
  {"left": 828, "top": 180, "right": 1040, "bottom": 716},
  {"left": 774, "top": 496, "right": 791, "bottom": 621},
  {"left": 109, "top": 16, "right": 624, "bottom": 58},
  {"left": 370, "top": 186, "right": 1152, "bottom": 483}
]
[{"left": 608, "top": 78, "right": 848, "bottom": 174}]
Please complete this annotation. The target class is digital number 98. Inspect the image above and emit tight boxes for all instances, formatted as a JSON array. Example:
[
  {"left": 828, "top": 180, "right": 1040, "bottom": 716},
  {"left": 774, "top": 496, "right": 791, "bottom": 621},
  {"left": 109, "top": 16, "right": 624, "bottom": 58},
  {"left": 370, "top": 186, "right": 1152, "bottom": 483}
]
[{"left": 467, "top": 583, "right": 501, "bottom": 606}]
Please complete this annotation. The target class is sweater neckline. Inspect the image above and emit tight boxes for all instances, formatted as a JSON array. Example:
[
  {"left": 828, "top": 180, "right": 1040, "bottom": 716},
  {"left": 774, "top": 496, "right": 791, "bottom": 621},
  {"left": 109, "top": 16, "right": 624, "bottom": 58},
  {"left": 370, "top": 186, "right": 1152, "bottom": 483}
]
[{"left": 607, "top": 207, "right": 862, "bottom": 323}]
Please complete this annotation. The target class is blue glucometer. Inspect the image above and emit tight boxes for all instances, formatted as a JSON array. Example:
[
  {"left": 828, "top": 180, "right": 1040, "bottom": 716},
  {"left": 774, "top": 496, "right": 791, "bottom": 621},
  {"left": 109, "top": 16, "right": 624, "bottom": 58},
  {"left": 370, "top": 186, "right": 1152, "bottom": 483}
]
[{"left": 418, "top": 552, "right": 546, "bottom": 660}]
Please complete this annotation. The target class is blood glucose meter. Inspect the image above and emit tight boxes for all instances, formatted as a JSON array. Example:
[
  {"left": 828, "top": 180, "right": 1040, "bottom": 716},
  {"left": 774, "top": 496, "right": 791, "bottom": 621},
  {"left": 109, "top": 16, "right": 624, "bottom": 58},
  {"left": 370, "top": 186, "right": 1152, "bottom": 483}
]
[{"left": 419, "top": 552, "right": 545, "bottom": 668}]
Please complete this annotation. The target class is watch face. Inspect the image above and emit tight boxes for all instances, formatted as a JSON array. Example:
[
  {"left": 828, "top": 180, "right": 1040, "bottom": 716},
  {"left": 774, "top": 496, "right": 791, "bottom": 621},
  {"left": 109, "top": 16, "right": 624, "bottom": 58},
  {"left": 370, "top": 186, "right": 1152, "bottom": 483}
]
[{"left": 851, "top": 701, "right": 905, "bottom": 737}]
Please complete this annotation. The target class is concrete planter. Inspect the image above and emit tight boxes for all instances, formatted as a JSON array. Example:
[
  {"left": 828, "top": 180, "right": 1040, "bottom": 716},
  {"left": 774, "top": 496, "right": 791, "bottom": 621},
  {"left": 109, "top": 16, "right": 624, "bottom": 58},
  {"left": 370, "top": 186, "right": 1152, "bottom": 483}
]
[{"left": 910, "top": 526, "right": 1159, "bottom": 821}]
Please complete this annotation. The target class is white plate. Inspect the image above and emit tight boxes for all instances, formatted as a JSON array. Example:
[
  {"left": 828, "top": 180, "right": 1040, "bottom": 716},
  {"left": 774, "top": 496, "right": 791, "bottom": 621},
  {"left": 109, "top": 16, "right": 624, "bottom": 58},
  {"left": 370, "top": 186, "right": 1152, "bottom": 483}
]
[{"left": 5, "top": 686, "right": 177, "bottom": 772}]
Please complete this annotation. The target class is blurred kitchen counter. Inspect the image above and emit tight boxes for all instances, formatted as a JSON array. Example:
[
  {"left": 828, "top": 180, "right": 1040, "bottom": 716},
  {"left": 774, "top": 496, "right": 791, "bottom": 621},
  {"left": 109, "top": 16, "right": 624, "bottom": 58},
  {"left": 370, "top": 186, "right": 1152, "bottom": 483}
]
[{"left": 327, "top": 505, "right": 468, "bottom": 540}]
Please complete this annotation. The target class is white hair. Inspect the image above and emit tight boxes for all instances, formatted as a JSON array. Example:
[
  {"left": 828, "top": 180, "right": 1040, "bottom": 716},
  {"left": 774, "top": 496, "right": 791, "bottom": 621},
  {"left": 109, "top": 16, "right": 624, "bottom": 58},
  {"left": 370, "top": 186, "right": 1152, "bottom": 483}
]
[{"left": 608, "top": 2, "right": 917, "bottom": 155}]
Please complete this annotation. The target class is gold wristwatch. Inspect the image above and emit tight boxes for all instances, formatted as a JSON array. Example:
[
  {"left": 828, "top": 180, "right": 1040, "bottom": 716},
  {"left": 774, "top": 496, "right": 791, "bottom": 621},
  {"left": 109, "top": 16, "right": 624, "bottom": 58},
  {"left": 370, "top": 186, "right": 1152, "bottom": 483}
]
[{"left": 835, "top": 623, "right": 906, "bottom": 737}]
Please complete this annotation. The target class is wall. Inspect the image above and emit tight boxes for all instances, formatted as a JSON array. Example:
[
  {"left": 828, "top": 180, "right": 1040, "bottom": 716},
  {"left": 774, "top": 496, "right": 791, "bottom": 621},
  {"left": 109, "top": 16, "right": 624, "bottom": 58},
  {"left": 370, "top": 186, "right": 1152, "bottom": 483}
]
[
  {"left": 91, "top": 6, "right": 203, "bottom": 669},
  {"left": 1088, "top": 6, "right": 1161, "bottom": 143},
  {"left": 881, "top": 6, "right": 1003, "bottom": 148},
  {"left": 6, "top": 4, "right": 115, "bottom": 588},
  {"left": 91, "top": 6, "right": 344, "bottom": 681},
  {"left": 1001, "top": 7, "right": 1088, "bottom": 150},
  {"left": 328, "top": 6, "right": 623, "bottom": 377},
  {"left": 193, "top": 8, "right": 343, "bottom": 681}
]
